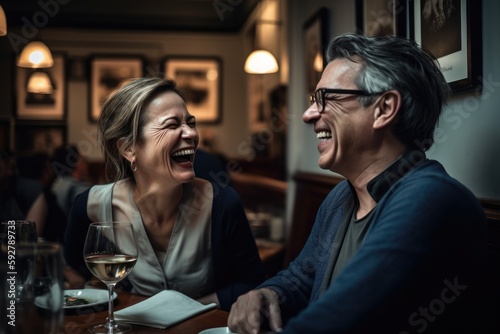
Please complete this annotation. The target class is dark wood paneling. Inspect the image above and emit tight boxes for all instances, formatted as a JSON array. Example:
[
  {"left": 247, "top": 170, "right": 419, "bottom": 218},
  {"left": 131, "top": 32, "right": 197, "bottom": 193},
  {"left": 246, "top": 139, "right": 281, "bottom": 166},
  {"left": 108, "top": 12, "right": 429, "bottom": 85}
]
[
  {"left": 285, "top": 171, "right": 344, "bottom": 266},
  {"left": 231, "top": 172, "right": 287, "bottom": 212}
]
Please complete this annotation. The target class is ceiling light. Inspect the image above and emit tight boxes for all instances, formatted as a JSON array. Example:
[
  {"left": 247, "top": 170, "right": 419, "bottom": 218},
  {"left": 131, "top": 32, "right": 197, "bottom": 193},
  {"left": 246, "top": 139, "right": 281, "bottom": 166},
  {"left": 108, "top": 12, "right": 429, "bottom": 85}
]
[
  {"left": 244, "top": 50, "right": 279, "bottom": 74},
  {"left": 27, "top": 71, "right": 54, "bottom": 94},
  {"left": 244, "top": 0, "right": 280, "bottom": 74},
  {"left": 17, "top": 41, "right": 54, "bottom": 68}
]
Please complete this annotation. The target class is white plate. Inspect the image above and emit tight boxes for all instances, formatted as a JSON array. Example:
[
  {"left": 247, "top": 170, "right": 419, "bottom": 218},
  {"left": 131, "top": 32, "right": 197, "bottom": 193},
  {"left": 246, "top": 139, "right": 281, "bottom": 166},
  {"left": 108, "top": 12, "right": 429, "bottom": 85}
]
[
  {"left": 199, "top": 328, "right": 236, "bottom": 334},
  {"left": 63, "top": 289, "right": 117, "bottom": 309}
]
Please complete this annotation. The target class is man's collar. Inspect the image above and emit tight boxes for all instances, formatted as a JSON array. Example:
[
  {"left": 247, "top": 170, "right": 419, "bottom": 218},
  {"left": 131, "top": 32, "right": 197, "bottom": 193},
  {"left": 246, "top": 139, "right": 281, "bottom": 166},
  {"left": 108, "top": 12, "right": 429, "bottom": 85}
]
[{"left": 366, "top": 149, "right": 427, "bottom": 203}]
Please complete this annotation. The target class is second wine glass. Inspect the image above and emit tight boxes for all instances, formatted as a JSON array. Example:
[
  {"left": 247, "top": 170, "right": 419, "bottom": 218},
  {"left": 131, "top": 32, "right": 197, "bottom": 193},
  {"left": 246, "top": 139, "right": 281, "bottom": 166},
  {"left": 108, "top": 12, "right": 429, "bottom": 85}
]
[{"left": 83, "top": 222, "right": 138, "bottom": 334}]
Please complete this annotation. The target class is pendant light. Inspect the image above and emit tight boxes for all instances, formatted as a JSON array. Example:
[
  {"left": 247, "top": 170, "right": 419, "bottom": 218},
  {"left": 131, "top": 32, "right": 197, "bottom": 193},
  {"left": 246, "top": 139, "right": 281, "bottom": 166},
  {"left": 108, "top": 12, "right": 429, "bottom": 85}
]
[
  {"left": 244, "top": 0, "right": 279, "bottom": 74},
  {"left": 26, "top": 71, "right": 54, "bottom": 94},
  {"left": 245, "top": 49, "right": 279, "bottom": 74},
  {"left": 0, "top": 5, "right": 7, "bottom": 36},
  {"left": 17, "top": 41, "right": 54, "bottom": 68}
]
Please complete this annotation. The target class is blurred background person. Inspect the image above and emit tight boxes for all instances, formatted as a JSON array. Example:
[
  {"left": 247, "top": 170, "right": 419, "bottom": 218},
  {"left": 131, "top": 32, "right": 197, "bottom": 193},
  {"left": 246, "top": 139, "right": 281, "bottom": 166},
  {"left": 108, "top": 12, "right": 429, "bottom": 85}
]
[
  {"left": 0, "top": 149, "right": 48, "bottom": 235},
  {"left": 16, "top": 151, "right": 67, "bottom": 243},
  {"left": 50, "top": 144, "right": 92, "bottom": 216}
]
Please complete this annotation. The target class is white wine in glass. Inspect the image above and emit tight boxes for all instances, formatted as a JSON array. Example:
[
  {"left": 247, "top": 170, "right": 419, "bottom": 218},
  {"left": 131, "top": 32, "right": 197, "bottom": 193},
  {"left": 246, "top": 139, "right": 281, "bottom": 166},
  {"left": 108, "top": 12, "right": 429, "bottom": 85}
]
[{"left": 84, "top": 222, "right": 138, "bottom": 334}]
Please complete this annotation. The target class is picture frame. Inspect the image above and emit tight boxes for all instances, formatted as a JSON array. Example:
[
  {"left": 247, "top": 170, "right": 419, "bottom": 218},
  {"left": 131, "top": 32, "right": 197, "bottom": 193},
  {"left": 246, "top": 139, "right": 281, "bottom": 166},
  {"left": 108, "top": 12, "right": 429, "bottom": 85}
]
[
  {"left": 355, "top": 0, "right": 407, "bottom": 37},
  {"left": 15, "top": 121, "right": 66, "bottom": 154},
  {"left": 410, "top": 0, "right": 482, "bottom": 92},
  {"left": 89, "top": 55, "right": 145, "bottom": 122},
  {"left": 303, "top": 7, "right": 329, "bottom": 96},
  {"left": 15, "top": 53, "right": 66, "bottom": 121},
  {"left": 161, "top": 56, "right": 222, "bottom": 124}
]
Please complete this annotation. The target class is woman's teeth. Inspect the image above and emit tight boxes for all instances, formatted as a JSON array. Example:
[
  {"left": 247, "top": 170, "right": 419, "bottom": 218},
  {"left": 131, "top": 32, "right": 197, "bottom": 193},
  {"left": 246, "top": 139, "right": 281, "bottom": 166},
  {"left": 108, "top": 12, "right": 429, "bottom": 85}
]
[
  {"left": 172, "top": 149, "right": 195, "bottom": 163},
  {"left": 172, "top": 149, "right": 195, "bottom": 157}
]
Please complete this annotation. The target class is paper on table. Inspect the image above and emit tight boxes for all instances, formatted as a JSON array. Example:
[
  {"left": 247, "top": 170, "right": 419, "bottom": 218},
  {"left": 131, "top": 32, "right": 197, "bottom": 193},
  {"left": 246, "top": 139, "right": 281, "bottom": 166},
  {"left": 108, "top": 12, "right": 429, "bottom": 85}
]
[{"left": 114, "top": 290, "right": 217, "bottom": 329}]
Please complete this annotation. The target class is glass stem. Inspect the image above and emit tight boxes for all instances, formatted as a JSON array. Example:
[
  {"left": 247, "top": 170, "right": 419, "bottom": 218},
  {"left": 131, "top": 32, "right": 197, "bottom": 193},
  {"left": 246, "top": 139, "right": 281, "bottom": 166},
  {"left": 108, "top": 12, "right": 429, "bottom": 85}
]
[{"left": 106, "top": 283, "right": 117, "bottom": 329}]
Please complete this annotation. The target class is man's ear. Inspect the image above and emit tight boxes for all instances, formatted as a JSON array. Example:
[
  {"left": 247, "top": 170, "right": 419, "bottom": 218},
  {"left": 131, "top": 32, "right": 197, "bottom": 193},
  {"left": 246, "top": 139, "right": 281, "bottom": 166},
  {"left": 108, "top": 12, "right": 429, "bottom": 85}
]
[
  {"left": 117, "top": 138, "right": 135, "bottom": 163},
  {"left": 373, "top": 90, "right": 401, "bottom": 130}
]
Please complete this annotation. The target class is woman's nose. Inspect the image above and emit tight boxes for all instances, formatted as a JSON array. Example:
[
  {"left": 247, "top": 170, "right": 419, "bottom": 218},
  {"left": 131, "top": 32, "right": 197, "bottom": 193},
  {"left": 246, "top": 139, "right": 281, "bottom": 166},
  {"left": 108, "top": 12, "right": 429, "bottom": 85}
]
[{"left": 181, "top": 123, "right": 198, "bottom": 138}]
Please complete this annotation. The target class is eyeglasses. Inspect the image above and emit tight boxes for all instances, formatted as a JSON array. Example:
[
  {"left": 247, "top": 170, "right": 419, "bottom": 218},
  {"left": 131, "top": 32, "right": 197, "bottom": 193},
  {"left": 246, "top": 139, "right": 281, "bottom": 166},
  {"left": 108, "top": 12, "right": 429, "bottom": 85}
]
[{"left": 309, "top": 88, "right": 384, "bottom": 113}]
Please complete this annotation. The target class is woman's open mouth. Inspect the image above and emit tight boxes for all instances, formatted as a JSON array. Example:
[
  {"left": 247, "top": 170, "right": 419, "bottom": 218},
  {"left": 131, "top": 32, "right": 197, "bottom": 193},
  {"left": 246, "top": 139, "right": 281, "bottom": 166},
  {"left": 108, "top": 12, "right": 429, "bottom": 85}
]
[{"left": 171, "top": 148, "right": 195, "bottom": 167}]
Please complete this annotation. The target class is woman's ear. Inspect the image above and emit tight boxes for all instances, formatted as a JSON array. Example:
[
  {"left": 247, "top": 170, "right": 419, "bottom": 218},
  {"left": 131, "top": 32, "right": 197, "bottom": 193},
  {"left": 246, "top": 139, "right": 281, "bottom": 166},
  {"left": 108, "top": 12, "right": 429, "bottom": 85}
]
[
  {"left": 373, "top": 90, "right": 402, "bottom": 130},
  {"left": 117, "top": 138, "right": 135, "bottom": 163}
]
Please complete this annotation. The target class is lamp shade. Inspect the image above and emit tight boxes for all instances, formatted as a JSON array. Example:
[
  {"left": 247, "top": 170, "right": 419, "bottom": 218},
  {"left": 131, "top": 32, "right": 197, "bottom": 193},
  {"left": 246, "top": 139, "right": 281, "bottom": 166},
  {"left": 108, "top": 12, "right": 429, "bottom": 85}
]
[
  {"left": 27, "top": 71, "right": 53, "bottom": 94},
  {"left": 244, "top": 50, "right": 279, "bottom": 74},
  {"left": 17, "top": 41, "right": 54, "bottom": 68},
  {"left": 0, "top": 5, "right": 6, "bottom": 36}
]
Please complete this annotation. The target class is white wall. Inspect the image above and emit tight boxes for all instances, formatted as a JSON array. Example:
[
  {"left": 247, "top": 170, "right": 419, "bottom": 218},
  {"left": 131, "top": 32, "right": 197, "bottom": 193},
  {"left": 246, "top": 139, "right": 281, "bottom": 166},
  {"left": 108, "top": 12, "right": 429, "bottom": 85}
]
[
  {"left": 426, "top": 0, "right": 500, "bottom": 199},
  {"left": 287, "top": 0, "right": 354, "bottom": 178},
  {"left": 284, "top": 0, "right": 355, "bottom": 225},
  {"left": 286, "top": 0, "right": 500, "bottom": 205}
]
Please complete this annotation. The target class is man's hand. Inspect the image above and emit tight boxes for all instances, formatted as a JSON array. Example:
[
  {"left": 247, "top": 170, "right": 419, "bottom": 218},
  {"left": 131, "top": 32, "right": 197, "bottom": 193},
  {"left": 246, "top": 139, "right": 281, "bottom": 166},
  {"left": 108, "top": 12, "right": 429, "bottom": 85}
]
[{"left": 228, "top": 288, "right": 282, "bottom": 334}]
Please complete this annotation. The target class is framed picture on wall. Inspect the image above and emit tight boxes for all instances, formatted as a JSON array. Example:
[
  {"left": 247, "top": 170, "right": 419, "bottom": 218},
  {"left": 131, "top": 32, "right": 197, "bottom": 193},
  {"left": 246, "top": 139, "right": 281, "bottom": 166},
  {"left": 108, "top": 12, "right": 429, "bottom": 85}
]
[
  {"left": 162, "top": 56, "right": 222, "bottom": 124},
  {"left": 410, "top": 0, "right": 482, "bottom": 92},
  {"left": 15, "top": 53, "right": 66, "bottom": 121},
  {"left": 303, "top": 8, "right": 329, "bottom": 96},
  {"left": 355, "top": 0, "right": 407, "bottom": 37},
  {"left": 89, "top": 55, "right": 145, "bottom": 122},
  {"left": 15, "top": 121, "right": 66, "bottom": 155}
]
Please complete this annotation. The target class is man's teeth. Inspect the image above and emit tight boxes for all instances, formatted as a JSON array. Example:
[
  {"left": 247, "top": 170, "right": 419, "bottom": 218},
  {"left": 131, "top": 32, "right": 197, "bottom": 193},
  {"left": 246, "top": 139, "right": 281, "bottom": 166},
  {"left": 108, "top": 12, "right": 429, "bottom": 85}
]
[
  {"left": 317, "top": 131, "right": 332, "bottom": 140},
  {"left": 172, "top": 149, "right": 195, "bottom": 157}
]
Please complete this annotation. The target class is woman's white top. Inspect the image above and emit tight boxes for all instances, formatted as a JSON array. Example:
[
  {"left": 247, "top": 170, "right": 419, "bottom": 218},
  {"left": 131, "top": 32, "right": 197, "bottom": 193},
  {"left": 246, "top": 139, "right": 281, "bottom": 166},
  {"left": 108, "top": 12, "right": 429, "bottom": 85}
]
[{"left": 87, "top": 178, "right": 215, "bottom": 299}]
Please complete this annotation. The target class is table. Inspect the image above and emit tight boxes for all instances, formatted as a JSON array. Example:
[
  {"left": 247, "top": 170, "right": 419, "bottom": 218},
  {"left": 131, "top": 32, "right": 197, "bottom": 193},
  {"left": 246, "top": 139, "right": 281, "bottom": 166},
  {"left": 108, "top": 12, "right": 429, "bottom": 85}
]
[{"left": 60, "top": 291, "right": 229, "bottom": 334}]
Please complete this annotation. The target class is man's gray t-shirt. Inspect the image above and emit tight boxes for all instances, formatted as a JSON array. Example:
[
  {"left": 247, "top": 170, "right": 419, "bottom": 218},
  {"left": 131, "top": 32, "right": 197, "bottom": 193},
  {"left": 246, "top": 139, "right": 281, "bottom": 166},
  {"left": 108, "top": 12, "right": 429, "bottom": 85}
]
[{"left": 329, "top": 207, "right": 375, "bottom": 284}]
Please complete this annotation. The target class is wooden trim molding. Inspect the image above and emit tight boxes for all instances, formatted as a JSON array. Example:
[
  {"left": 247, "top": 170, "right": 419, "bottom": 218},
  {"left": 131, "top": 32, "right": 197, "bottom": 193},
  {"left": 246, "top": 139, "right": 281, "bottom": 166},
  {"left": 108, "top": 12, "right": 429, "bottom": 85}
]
[
  {"left": 231, "top": 173, "right": 287, "bottom": 194},
  {"left": 292, "top": 171, "right": 345, "bottom": 190}
]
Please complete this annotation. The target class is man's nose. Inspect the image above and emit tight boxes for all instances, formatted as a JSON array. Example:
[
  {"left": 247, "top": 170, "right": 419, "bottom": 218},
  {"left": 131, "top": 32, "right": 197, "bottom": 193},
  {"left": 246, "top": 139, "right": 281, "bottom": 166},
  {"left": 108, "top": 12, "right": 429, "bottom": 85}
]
[{"left": 303, "top": 104, "right": 321, "bottom": 124}]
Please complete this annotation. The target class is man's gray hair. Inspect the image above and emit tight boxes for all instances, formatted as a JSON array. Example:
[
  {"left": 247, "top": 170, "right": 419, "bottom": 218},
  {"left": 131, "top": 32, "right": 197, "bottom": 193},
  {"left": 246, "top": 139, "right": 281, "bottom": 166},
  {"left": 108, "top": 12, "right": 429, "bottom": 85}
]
[{"left": 325, "top": 33, "right": 451, "bottom": 151}]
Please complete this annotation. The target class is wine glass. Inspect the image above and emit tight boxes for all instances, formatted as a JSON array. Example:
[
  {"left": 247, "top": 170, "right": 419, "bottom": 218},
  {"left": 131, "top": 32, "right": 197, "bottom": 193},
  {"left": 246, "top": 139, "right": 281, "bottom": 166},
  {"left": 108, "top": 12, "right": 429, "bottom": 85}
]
[
  {"left": 1, "top": 220, "right": 38, "bottom": 304},
  {"left": 83, "top": 222, "right": 138, "bottom": 334},
  {"left": 14, "top": 242, "right": 65, "bottom": 334}
]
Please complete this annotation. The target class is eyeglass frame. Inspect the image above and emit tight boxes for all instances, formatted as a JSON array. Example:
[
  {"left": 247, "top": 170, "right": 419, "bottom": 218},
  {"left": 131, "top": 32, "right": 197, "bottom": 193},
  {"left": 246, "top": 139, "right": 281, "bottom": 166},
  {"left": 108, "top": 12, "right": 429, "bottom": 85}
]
[{"left": 309, "top": 88, "right": 385, "bottom": 113}]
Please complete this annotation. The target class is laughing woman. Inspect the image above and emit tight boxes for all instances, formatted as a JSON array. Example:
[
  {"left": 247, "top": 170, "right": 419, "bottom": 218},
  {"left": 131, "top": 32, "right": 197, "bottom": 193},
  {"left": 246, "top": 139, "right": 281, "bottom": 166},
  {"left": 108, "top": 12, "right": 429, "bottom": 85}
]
[{"left": 64, "top": 77, "right": 265, "bottom": 311}]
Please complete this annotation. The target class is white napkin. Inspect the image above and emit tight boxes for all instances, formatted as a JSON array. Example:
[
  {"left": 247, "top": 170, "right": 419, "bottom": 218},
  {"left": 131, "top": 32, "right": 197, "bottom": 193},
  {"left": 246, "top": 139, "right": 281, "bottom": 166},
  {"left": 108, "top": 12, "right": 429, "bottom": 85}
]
[{"left": 114, "top": 290, "right": 217, "bottom": 329}]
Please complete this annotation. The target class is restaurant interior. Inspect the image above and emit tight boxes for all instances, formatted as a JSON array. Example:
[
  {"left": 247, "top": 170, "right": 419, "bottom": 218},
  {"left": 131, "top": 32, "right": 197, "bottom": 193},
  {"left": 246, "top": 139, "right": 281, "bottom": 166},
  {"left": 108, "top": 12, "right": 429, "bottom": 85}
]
[{"left": 1, "top": 0, "right": 499, "bottom": 331}]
